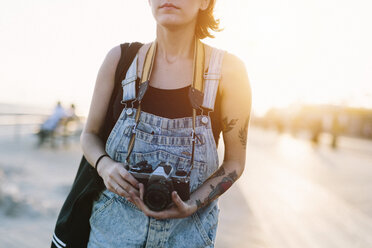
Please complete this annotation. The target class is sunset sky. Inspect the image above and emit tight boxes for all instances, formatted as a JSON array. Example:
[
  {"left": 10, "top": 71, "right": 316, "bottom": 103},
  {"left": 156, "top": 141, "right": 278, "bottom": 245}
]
[{"left": 1, "top": 0, "right": 371, "bottom": 116}]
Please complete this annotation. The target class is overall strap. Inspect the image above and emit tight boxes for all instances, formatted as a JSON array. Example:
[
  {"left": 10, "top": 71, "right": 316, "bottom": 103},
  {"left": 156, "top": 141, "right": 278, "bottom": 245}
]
[
  {"left": 120, "top": 42, "right": 156, "bottom": 105},
  {"left": 125, "top": 42, "right": 156, "bottom": 164},
  {"left": 121, "top": 55, "right": 138, "bottom": 103},
  {"left": 202, "top": 48, "right": 225, "bottom": 111}
]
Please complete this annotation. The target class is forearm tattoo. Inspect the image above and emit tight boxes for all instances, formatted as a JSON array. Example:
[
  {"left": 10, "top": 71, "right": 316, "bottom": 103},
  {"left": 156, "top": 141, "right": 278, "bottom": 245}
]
[
  {"left": 195, "top": 169, "right": 238, "bottom": 209},
  {"left": 208, "top": 171, "right": 238, "bottom": 199},
  {"left": 221, "top": 117, "right": 238, "bottom": 133},
  {"left": 208, "top": 167, "right": 225, "bottom": 180},
  {"left": 238, "top": 117, "right": 249, "bottom": 149}
]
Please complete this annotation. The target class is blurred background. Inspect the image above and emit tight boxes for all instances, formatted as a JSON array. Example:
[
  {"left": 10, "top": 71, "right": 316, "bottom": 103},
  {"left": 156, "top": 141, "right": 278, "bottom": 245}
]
[{"left": 0, "top": 0, "right": 371, "bottom": 247}]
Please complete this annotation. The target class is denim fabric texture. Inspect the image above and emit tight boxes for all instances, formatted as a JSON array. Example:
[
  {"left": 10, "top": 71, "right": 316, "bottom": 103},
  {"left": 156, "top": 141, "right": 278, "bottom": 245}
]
[{"left": 87, "top": 108, "right": 220, "bottom": 248}]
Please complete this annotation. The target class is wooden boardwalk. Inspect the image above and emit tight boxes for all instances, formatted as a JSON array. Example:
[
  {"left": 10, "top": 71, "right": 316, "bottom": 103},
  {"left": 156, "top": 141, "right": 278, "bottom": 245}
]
[{"left": 216, "top": 128, "right": 372, "bottom": 248}]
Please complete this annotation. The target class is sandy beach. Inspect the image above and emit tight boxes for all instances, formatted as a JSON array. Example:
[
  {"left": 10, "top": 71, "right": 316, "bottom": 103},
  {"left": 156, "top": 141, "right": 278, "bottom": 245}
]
[{"left": 1, "top": 126, "right": 372, "bottom": 247}]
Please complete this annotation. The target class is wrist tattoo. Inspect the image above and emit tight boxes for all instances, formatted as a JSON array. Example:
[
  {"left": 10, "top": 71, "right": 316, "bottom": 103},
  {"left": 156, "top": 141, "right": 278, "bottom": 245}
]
[
  {"left": 196, "top": 199, "right": 203, "bottom": 208},
  {"left": 222, "top": 117, "right": 238, "bottom": 133},
  {"left": 238, "top": 117, "right": 249, "bottom": 149}
]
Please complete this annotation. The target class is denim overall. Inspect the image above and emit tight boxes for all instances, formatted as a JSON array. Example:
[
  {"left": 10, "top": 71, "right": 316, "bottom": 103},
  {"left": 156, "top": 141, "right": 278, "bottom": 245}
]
[{"left": 88, "top": 47, "right": 225, "bottom": 248}]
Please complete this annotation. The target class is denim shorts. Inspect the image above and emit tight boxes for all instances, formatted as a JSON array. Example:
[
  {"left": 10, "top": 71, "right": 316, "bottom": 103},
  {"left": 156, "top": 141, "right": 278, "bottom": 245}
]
[{"left": 88, "top": 109, "right": 220, "bottom": 248}]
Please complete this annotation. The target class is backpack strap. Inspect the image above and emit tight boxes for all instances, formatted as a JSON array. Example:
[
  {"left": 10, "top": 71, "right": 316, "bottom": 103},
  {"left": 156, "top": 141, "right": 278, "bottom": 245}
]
[
  {"left": 202, "top": 48, "right": 225, "bottom": 111},
  {"left": 115, "top": 42, "right": 142, "bottom": 88}
]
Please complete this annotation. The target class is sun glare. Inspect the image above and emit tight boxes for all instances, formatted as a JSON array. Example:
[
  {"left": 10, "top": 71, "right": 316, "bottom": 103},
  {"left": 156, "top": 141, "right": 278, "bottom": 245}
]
[{"left": 0, "top": 0, "right": 371, "bottom": 116}]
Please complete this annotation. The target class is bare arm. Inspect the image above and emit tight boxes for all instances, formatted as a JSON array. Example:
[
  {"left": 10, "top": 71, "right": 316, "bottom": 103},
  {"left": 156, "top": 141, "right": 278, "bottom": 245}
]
[
  {"left": 80, "top": 45, "right": 140, "bottom": 199},
  {"left": 190, "top": 53, "right": 251, "bottom": 209},
  {"left": 80, "top": 46, "right": 120, "bottom": 167}
]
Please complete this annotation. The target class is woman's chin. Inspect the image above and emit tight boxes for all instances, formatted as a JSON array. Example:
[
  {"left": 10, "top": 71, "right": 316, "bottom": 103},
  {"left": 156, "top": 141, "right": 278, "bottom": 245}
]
[{"left": 156, "top": 16, "right": 187, "bottom": 29}]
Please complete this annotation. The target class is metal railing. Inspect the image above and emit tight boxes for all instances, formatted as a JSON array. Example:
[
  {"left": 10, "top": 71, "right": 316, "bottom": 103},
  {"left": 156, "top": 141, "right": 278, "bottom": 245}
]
[{"left": 0, "top": 113, "right": 85, "bottom": 140}]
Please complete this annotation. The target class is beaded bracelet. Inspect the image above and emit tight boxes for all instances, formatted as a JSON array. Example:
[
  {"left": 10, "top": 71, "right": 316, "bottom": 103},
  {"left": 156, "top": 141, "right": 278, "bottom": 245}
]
[{"left": 95, "top": 154, "right": 109, "bottom": 172}]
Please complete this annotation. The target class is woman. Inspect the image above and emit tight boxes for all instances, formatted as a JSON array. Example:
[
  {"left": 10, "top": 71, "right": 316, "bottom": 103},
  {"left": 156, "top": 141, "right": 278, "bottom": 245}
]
[{"left": 81, "top": 0, "right": 251, "bottom": 247}]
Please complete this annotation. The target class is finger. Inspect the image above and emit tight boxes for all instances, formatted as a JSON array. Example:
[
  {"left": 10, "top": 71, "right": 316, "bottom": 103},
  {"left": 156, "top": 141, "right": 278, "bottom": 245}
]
[
  {"left": 110, "top": 182, "right": 130, "bottom": 198},
  {"left": 118, "top": 165, "right": 139, "bottom": 189},
  {"left": 129, "top": 192, "right": 142, "bottom": 210},
  {"left": 139, "top": 183, "right": 144, "bottom": 200},
  {"left": 114, "top": 184, "right": 139, "bottom": 204},
  {"left": 132, "top": 195, "right": 159, "bottom": 217},
  {"left": 112, "top": 173, "right": 140, "bottom": 197},
  {"left": 131, "top": 194, "right": 147, "bottom": 212},
  {"left": 172, "top": 191, "right": 186, "bottom": 210},
  {"left": 130, "top": 192, "right": 148, "bottom": 212}
]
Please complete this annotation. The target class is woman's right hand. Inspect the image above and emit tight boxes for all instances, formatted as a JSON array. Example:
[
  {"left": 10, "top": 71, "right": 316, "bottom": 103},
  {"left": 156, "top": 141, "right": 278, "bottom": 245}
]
[{"left": 97, "top": 157, "right": 141, "bottom": 201}]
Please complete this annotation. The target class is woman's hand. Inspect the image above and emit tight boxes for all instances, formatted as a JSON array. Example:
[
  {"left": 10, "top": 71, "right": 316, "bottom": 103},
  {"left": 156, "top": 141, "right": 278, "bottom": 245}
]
[
  {"left": 97, "top": 157, "right": 140, "bottom": 202},
  {"left": 131, "top": 185, "right": 197, "bottom": 219}
]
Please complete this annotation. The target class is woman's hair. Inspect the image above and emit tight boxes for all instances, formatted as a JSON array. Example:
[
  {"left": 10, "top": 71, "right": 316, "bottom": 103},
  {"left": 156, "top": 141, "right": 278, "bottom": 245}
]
[{"left": 195, "top": 0, "right": 221, "bottom": 39}]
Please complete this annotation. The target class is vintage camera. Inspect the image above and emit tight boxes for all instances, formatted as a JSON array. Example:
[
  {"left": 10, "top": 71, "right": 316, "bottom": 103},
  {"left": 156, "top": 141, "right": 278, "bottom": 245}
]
[{"left": 128, "top": 160, "right": 191, "bottom": 211}]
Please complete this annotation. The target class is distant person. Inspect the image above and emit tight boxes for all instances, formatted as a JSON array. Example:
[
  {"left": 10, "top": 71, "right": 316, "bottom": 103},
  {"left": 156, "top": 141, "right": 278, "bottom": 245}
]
[
  {"left": 65, "top": 103, "right": 78, "bottom": 121},
  {"left": 310, "top": 118, "right": 322, "bottom": 145},
  {"left": 331, "top": 114, "right": 340, "bottom": 149},
  {"left": 37, "top": 101, "right": 66, "bottom": 146},
  {"left": 60, "top": 103, "right": 81, "bottom": 145}
]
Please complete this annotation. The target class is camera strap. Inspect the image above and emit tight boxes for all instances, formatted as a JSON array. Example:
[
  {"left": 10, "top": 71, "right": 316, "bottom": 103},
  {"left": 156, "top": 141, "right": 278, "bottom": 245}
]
[
  {"left": 125, "top": 38, "right": 205, "bottom": 174},
  {"left": 189, "top": 39, "right": 205, "bottom": 173}
]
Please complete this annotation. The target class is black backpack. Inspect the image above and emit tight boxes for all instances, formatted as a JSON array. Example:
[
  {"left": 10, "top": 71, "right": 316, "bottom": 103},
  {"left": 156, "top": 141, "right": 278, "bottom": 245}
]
[{"left": 51, "top": 42, "right": 143, "bottom": 248}]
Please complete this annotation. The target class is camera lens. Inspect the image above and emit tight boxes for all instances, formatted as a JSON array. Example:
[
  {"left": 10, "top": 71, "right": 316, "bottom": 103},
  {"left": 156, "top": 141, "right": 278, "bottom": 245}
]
[{"left": 144, "top": 183, "right": 171, "bottom": 211}]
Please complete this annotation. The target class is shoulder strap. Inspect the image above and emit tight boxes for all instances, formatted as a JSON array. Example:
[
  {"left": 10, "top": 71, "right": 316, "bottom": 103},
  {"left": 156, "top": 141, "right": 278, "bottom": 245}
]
[
  {"left": 202, "top": 48, "right": 225, "bottom": 111},
  {"left": 121, "top": 55, "right": 138, "bottom": 103}
]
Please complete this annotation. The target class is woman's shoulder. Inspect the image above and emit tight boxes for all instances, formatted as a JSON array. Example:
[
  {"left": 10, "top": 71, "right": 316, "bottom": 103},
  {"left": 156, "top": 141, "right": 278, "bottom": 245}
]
[
  {"left": 105, "top": 45, "right": 122, "bottom": 63},
  {"left": 204, "top": 44, "right": 246, "bottom": 78},
  {"left": 104, "top": 42, "right": 147, "bottom": 64},
  {"left": 138, "top": 42, "right": 152, "bottom": 56},
  {"left": 222, "top": 51, "right": 248, "bottom": 87},
  {"left": 205, "top": 44, "right": 250, "bottom": 96}
]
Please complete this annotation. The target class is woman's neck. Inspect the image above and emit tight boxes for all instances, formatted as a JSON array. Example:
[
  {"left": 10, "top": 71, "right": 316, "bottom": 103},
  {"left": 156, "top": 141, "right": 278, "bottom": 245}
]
[{"left": 156, "top": 23, "right": 196, "bottom": 63}]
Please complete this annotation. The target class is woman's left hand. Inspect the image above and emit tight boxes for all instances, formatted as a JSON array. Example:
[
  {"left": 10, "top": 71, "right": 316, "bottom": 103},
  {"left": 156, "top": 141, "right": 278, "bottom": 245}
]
[{"left": 130, "top": 184, "right": 197, "bottom": 219}]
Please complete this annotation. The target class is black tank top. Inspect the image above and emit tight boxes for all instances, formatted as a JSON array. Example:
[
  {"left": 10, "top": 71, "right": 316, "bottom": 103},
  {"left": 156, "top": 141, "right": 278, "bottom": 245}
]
[{"left": 140, "top": 84, "right": 222, "bottom": 146}]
